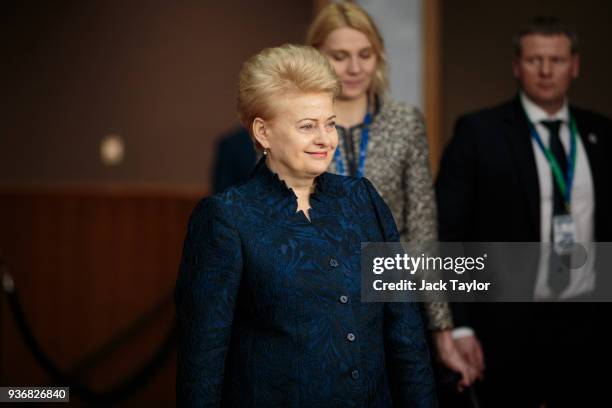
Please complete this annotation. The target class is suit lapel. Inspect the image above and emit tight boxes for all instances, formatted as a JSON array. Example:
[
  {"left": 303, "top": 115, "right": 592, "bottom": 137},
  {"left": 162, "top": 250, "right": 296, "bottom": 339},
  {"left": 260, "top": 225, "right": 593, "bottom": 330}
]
[
  {"left": 571, "top": 107, "right": 605, "bottom": 240},
  {"left": 502, "top": 98, "right": 541, "bottom": 240},
  {"left": 571, "top": 108, "right": 601, "bottom": 174}
]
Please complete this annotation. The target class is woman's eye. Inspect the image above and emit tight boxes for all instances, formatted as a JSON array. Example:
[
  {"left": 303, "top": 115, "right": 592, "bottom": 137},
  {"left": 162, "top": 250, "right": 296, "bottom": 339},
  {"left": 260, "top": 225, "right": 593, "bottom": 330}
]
[
  {"left": 325, "top": 122, "right": 336, "bottom": 129},
  {"left": 332, "top": 53, "right": 346, "bottom": 61},
  {"left": 301, "top": 124, "right": 315, "bottom": 130}
]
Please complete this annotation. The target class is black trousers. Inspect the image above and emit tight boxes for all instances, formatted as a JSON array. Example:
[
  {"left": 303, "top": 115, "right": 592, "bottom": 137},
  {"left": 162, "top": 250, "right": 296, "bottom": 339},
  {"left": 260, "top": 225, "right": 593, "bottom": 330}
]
[{"left": 435, "top": 303, "right": 606, "bottom": 408}]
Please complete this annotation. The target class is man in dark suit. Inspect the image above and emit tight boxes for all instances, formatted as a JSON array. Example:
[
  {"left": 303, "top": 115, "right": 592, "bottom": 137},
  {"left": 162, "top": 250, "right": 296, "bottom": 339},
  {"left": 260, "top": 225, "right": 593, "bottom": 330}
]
[
  {"left": 436, "top": 16, "right": 612, "bottom": 407},
  {"left": 212, "top": 127, "right": 256, "bottom": 194}
]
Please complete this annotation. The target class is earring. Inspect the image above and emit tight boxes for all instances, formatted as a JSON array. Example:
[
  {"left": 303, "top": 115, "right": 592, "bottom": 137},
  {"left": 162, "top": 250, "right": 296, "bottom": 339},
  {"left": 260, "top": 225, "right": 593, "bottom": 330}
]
[{"left": 263, "top": 148, "right": 269, "bottom": 155}]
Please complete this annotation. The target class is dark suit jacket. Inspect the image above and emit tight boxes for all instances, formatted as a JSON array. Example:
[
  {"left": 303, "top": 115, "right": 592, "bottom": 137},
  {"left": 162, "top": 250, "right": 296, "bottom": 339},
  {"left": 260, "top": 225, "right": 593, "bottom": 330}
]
[
  {"left": 212, "top": 127, "right": 256, "bottom": 194},
  {"left": 176, "top": 159, "right": 436, "bottom": 407},
  {"left": 437, "top": 96, "right": 612, "bottom": 245},
  {"left": 435, "top": 96, "right": 612, "bottom": 372}
]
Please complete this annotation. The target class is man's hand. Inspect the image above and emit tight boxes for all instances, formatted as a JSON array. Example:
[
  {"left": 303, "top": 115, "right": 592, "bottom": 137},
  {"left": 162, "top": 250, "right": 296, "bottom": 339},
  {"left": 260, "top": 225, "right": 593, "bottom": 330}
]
[
  {"left": 432, "top": 330, "right": 479, "bottom": 391},
  {"left": 454, "top": 334, "right": 485, "bottom": 380}
]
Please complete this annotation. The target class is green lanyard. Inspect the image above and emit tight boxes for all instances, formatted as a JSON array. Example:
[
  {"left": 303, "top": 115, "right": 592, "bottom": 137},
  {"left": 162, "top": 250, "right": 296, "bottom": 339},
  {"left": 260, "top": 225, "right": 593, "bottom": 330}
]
[{"left": 526, "top": 116, "right": 578, "bottom": 212}]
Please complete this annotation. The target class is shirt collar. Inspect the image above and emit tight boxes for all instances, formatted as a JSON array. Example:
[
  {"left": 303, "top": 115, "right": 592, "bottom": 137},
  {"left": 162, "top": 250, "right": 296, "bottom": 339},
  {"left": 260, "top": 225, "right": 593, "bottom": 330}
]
[{"left": 520, "top": 92, "right": 569, "bottom": 124}]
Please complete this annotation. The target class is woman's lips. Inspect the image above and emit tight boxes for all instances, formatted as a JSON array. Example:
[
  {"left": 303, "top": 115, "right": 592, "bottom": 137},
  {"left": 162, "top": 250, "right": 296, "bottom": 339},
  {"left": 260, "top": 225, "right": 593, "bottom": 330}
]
[
  {"left": 343, "top": 79, "right": 364, "bottom": 88},
  {"left": 306, "top": 151, "right": 328, "bottom": 158}
]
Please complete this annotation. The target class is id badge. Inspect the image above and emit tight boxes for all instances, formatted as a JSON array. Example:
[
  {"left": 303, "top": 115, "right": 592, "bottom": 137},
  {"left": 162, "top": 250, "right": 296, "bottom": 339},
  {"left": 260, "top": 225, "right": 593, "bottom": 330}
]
[{"left": 553, "top": 214, "right": 576, "bottom": 255}]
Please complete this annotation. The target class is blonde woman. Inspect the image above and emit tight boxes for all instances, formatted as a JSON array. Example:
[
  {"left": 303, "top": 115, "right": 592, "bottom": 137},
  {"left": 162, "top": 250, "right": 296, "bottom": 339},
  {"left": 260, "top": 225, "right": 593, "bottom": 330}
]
[
  {"left": 175, "top": 44, "right": 436, "bottom": 407},
  {"left": 307, "top": 2, "right": 479, "bottom": 388}
]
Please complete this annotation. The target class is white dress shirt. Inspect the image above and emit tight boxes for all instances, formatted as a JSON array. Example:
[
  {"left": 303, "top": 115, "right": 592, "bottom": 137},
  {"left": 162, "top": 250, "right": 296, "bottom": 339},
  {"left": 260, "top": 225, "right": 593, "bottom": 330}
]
[{"left": 520, "top": 92, "right": 596, "bottom": 299}]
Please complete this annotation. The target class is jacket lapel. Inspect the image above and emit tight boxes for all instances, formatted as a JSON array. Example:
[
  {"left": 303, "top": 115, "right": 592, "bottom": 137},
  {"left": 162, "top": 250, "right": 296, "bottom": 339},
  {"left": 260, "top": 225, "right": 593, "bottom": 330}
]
[
  {"left": 571, "top": 107, "right": 605, "bottom": 240},
  {"left": 571, "top": 108, "right": 601, "bottom": 174},
  {"left": 502, "top": 97, "right": 541, "bottom": 240}
]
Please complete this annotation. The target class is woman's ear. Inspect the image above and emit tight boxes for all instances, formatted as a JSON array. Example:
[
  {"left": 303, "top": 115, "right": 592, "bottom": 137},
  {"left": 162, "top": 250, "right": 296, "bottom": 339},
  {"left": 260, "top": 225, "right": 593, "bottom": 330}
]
[{"left": 252, "top": 118, "right": 270, "bottom": 150}]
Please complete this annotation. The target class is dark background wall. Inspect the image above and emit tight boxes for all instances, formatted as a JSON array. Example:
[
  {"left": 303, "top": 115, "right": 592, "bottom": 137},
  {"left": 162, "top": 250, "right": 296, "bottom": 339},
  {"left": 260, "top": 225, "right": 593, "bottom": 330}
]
[
  {"left": 441, "top": 0, "right": 612, "bottom": 146},
  {"left": 4, "top": 1, "right": 610, "bottom": 186},
  {"left": 2, "top": 0, "right": 313, "bottom": 188}
]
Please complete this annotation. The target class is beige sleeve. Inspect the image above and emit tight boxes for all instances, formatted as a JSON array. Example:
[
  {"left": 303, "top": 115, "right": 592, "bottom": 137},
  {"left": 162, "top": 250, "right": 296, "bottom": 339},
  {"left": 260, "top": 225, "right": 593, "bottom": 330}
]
[{"left": 402, "top": 106, "right": 453, "bottom": 330}]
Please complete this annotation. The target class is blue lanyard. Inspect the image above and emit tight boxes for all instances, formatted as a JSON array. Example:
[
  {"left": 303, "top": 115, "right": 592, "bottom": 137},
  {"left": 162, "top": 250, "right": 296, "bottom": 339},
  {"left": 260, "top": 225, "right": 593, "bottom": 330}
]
[
  {"left": 527, "top": 116, "right": 578, "bottom": 207},
  {"left": 333, "top": 111, "right": 372, "bottom": 178}
]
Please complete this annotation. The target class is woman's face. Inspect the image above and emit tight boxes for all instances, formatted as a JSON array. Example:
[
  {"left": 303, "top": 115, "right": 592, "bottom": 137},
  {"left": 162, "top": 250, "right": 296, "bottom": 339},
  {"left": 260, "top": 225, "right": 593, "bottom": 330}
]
[
  {"left": 255, "top": 92, "right": 338, "bottom": 183},
  {"left": 320, "top": 27, "right": 377, "bottom": 100}
]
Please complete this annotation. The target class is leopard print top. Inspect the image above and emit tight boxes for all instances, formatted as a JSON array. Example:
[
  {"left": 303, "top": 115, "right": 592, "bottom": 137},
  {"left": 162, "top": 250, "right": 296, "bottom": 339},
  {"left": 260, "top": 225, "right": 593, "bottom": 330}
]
[{"left": 328, "top": 99, "right": 453, "bottom": 330}]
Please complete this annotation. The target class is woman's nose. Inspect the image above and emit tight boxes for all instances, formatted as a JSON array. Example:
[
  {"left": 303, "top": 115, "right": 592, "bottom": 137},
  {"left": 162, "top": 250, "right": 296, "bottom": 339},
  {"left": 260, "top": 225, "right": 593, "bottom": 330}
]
[
  {"left": 314, "top": 126, "right": 335, "bottom": 147},
  {"left": 347, "top": 56, "right": 362, "bottom": 74}
]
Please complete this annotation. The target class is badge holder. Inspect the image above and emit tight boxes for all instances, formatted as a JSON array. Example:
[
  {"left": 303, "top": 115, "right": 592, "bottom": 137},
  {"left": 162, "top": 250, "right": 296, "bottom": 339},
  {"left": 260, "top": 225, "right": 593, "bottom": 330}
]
[{"left": 553, "top": 214, "right": 576, "bottom": 255}]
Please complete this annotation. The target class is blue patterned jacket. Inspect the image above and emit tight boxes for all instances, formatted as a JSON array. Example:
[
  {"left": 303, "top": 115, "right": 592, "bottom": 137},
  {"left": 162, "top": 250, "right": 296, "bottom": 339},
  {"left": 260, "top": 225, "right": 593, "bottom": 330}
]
[{"left": 175, "top": 159, "right": 436, "bottom": 407}]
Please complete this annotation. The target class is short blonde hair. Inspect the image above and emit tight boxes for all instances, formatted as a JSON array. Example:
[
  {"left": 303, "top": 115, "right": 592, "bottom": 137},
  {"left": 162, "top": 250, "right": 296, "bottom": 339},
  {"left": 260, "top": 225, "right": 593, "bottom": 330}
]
[
  {"left": 306, "top": 1, "right": 389, "bottom": 98},
  {"left": 237, "top": 44, "right": 341, "bottom": 144}
]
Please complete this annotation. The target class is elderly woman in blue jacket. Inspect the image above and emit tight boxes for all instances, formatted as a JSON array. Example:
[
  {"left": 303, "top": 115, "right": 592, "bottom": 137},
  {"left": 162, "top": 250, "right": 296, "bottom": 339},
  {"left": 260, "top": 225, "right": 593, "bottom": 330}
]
[{"left": 175, "top": 44, "right": 436, "bottom": 407}]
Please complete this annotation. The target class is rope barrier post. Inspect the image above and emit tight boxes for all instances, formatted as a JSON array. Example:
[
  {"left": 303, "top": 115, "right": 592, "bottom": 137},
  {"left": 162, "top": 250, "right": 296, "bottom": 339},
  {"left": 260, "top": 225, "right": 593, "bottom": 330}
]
[{"left": 1, "top": 258, "right": 177, "bottom": 405}]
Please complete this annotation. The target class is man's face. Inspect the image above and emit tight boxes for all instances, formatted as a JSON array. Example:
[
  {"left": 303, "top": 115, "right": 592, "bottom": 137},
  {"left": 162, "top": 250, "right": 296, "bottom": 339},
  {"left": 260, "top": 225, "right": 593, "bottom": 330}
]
[{"left": 513, "top": 34, "right": 579, "bottom": 112}]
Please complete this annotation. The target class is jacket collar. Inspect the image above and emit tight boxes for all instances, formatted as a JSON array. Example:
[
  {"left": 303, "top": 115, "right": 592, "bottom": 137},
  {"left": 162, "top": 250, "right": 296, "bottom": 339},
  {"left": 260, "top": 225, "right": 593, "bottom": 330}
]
[{"left": 249, "top": 157, "right": 334, "bottom": 219}]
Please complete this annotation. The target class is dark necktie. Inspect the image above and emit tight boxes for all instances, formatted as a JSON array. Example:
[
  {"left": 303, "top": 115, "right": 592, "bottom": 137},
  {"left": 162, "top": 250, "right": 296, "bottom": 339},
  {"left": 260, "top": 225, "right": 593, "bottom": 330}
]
[
  {"left": 540, "top": 120, "right": 567, "bottom": 215},
  {"left": 541, "top": 119, "right": 571, "bottom": 295}
]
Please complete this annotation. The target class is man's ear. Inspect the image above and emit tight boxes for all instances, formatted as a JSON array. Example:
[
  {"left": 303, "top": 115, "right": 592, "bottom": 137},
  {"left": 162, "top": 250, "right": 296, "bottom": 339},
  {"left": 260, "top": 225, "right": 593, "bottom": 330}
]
[
  {"left": 512, "top": 56, "right": 521, "bottom": 79},
  {"left": 252, "top": 118, "right": 270, "bottom": 150},
  {"left": 571, "top": 53, "right": 580, "bottom": 79}
]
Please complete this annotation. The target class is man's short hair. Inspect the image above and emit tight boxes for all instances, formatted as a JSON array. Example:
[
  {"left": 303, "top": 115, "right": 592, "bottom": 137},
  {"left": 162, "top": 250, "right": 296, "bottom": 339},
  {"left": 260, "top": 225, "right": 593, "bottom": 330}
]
[{"left": 514, "top": 16, "right": 579, "bottom": 56}]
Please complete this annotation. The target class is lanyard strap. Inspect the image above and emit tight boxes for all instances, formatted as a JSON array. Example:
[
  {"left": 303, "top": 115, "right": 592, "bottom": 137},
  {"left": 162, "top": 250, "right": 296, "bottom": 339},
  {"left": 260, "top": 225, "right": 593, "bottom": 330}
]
[
  {"left": 334, "top": 111, "right": 371, "bottom": 178},
  {"left": 527, "top": 116, "right": 578, "bottom": 209}
]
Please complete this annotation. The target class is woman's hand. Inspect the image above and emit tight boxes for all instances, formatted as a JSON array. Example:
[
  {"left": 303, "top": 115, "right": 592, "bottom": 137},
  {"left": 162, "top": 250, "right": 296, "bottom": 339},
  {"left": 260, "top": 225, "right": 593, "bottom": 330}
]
[
  {"left": 454, "top": 334, "right": 485, "bottom": 381},
  {"left": 432, "top": 330, "right": 480, "bottom": 391}
]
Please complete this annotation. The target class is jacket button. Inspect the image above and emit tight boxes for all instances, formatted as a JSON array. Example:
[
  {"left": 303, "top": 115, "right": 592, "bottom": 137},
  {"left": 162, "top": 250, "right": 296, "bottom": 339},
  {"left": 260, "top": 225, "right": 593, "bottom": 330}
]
[
  {"left": 339, "top": 295, "right": 348, "bottom": 304},
  {"left": 351, "top": 369, "right": 360, "bottom": 380},
  {"left": 347, "top": 333, "right": 355, "bottom": 342},
  {"left": 329, "top": 257, "right": 339, "bottom": 268}
]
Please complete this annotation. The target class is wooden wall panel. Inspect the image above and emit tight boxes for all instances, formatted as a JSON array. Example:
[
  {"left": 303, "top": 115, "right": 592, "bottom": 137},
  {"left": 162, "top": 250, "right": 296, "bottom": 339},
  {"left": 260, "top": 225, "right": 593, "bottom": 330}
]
[
  {"left": 0, "top": 187, "right": 203, "bottom": 406},
  {"left": 424, "top": 0, "right": 443, "bottom": 178}
]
